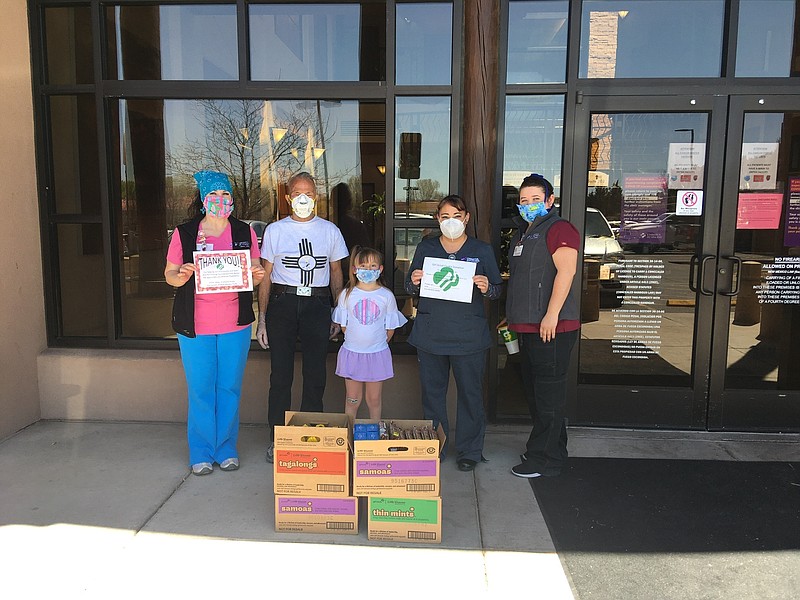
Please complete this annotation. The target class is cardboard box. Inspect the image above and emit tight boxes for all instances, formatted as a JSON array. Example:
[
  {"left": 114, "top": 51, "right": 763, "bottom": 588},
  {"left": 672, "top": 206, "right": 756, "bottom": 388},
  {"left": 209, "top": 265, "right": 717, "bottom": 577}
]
[
  {"left": 275, "top": 496, "right": 359, "bottom": 535},
  {"left": 352, "top": 419, "right": 444, "bottom": 497},
  {"left": 273, "top": 412, "right": 352, "bottom": 496},
  {"left": 367, "top": 496, "right": 442, "bottom": 544}
]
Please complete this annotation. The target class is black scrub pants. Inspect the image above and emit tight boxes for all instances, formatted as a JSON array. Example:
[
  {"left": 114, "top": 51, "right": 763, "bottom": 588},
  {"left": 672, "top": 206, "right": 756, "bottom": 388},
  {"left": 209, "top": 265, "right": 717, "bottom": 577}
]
[
  {"left": 417, "top": 348, "right": 487, "bottom": 462},
  {"left": 265, "top": 291, "right": 331, "bottom": 440},
  {"left": 518, "top": 329, "right": 579, "bottom": 476}
]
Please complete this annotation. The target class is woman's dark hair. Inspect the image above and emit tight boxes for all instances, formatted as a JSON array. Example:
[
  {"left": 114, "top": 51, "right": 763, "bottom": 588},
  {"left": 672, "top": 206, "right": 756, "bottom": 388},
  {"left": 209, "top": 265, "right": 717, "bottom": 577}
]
[
  {"left": 341, "top": 245, "right": 386, "bottom": 302},
  {"left": 436, "top": 194, "right": 469, "bottom": 215},
  {"left": 518, "top": 173, "right": 553, "bottom": 201}
]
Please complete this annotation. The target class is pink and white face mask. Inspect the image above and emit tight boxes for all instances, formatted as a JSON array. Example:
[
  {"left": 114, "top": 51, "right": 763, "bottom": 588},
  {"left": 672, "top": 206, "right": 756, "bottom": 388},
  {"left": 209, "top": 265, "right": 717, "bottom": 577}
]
[{"left": 203, "top": 194, "right": 234, "bottom": 218}]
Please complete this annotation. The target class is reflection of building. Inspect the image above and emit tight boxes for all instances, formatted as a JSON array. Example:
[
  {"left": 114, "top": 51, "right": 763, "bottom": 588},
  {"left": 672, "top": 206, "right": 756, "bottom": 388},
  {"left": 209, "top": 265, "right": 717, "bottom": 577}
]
[{"left": 3, "top": 1, "right": 800, "bottom": 441}]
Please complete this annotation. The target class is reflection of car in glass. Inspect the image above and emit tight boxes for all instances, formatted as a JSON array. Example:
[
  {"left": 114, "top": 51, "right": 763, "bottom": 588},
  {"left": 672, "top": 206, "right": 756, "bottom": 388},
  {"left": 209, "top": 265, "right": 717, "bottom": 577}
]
[
  {"left": 621, "top": 212, "right": 700, "bottom": 253},
  {"left": 585, "top": 207, "right": 624, "bottom": 307},
  {"left": 243, "top": 220, "right": 268, "bottom": 246}
]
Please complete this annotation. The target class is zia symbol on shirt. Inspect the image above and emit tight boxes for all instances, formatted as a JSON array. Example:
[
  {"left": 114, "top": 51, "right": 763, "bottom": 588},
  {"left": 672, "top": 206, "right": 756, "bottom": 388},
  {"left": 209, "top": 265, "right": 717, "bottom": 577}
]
[{"left": 281, "top": 238, "right": 328, "bottom": 286}]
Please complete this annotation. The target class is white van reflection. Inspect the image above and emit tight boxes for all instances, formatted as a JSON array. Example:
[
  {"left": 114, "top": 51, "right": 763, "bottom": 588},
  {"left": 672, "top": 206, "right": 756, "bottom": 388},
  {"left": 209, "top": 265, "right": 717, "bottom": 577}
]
[{"left": 585, "top": 207, "right": 624, "bottom": 307}]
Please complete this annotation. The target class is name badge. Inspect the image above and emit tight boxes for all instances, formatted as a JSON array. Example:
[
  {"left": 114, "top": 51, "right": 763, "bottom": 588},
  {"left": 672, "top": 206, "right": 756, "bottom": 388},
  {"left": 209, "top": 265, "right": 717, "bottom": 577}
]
[
  {"left": 296, "top": 286, "right": 312, "bottom": 296},
  {"left": 513, "top": 244, "right": 523, "bottom": 257}
]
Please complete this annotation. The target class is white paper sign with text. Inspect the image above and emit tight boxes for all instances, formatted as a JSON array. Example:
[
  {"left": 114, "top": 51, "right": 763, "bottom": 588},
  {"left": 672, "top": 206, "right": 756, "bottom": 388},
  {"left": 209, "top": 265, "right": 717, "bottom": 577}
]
[
  {"left": 193, "top": 250, "right": 253, "bottom": 294},
  {"left": 419, "top": 257, "right": 477, "bottom": 303}
]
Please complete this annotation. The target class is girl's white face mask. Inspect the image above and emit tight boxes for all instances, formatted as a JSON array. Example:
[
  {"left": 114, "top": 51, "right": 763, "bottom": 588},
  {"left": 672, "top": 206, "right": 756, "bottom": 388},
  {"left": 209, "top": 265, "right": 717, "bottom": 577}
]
[
  {"left": 439, "top": 217, "right": 466, "bottom": 240},
  {"left": 291, "top": 193, "right": 315, "bottom": 218}
]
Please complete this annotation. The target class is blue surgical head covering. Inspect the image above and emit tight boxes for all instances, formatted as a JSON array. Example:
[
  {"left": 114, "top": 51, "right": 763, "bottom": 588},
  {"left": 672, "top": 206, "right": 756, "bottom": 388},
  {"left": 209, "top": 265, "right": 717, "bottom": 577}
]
[{"left": 193, "top": 170, "right": 233, "bottom": 199}]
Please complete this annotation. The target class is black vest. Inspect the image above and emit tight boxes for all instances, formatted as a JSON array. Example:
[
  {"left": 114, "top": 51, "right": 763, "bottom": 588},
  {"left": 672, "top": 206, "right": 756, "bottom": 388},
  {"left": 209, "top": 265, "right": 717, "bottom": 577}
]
[
  {"left": 171, "top": 216, "right": 255, "bottom": 337},
  {"left": 506, "top": 209, "right": 579, "bottom": 325}
]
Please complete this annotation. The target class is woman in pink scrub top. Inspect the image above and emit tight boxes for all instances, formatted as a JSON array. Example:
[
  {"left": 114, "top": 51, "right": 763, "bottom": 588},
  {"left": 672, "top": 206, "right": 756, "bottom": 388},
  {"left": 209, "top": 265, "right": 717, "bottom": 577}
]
[{"left": 164, "top": 170, "right": 265, "bottom": 476}]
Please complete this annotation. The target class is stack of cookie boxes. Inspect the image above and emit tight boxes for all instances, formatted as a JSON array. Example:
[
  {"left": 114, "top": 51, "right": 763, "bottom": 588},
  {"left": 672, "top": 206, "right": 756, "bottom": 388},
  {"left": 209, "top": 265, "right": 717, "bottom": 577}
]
[
  {"left": 352, "top": 419, "right": 446, "bottom": 544},
  {"left": 273, "top": 411, "right": 358, "bottom": 534}
]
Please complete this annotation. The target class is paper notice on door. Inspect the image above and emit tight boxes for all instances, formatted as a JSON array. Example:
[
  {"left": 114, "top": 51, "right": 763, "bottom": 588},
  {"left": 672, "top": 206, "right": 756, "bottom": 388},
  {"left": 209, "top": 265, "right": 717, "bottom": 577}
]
[
  {"left": 676, "top": 190, "right": 703, "bottom": 216},
  {"left": 668, "top": 143, "right": 705, "bottom": 189},
  {"left": 740, "top": 142, "right": 779, "bottom": 190},
  {"left": 736, "top": 193, "right": 783, "bottom": 230}
]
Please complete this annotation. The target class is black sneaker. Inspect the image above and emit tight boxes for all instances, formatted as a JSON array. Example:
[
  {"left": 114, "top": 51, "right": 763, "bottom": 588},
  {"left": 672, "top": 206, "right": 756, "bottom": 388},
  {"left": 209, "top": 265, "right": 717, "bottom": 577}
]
[
  {"left": 519, "top": 451, "right": 529, "bottom": 463},
  {"left": 511, "top": 462, "right": 542, "bottom": 478}
]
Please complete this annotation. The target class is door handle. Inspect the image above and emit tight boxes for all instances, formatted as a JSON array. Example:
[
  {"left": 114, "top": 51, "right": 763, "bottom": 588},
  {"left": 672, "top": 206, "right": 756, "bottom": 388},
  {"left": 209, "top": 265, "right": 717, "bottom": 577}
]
[
  {"left": 689, "top": 255, "right": 715, "bottom": 296},
  {"left": 719, "top": 255, "right": 742, "bottom": 297}
]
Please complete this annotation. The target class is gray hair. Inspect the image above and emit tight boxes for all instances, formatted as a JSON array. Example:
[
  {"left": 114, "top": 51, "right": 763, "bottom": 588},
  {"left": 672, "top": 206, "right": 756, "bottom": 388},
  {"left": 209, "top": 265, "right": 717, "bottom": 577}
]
[{"left": 287, "top": 171, "right": 317, "bottom": 194}]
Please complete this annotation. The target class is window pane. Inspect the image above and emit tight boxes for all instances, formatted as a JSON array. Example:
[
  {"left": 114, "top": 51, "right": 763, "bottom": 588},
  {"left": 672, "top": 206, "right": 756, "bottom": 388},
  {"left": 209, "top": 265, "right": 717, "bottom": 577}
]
[
  {"left": 726, "top": 111, "right": 800, "bottom": 390},
  {"left": 394, "top": 97, "right": 451, "bottom": 218},
  {"left": 392, "top": 226, "right": 434, "bottom": 340},
  {"left": 736, "top": 0, "right": 798, "bottom": 77},
  {"left": 579, "top": 112, "right": 709, "bottom": 387},
  {"left": 506, "top": 1, "right": 568, "bottom": 84},
  {"left": 580, "top": 1, "right": 724, "bottom": 78},
  {"left": 44, "top": 6, "right": 94, "bottom": 85},
  {"left": 113, "top": 98, "right": 385, "bottom": 338},
  {"left": 501, "top": 95, "right": 564, "bottom": 217},
  {"left": 105, "top": 5, "right": 237, "bottom": 80},
  {"left": 250, "top": 3, "right": 384, "bottom": 81},
  {"left": 49, "top": 95, "right": 101, "bottom": 215},
  {"left": 396, "top": 3, "right": 452, "bottom": 85},
  {"left": 57, "top": 223, "right": 107, "bottom": 337}
]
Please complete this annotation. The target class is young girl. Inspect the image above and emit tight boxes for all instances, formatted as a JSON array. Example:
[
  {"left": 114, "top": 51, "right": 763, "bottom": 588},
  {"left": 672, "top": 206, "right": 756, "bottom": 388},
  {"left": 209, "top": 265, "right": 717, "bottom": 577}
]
[{"left": 333, "top": 246, "right": 408, "bottom": 420}]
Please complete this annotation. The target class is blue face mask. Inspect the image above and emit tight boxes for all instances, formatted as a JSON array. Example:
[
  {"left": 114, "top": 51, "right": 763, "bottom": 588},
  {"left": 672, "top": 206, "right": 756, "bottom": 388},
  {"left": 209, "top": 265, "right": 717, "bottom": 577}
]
[
  {"left": 518, "top": 202, "right": 549, "bottom": 223},
  {"left": 356, "top": 268, "right": 381, "bottom": 284}
]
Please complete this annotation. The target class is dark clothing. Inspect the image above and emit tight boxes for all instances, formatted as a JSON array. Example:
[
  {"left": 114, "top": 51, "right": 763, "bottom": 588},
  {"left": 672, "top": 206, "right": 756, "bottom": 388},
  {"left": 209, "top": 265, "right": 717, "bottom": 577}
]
[
  {"left": 405, "top": 236, "right": 503, "bottom": 355},
  {"left": 518, "top": 329, "right": 578, "bottom": 475},
  {"left": 417, "top": 349, "right": 487, "bottom": 462},
  {"left": 172, "top": 216, "right": 255, "bottom": 338},
  {"left": 265, "top": 291, "right": 331, "bottom": 437},
  {"left": 506, "top": 209, "right": 580, "bottom": 476},
  {"left": 506, "top": 211, "right": 579, "bottom": 327},
  {"left": 404, "top": 235, "right": 502, "bottom": 461}
]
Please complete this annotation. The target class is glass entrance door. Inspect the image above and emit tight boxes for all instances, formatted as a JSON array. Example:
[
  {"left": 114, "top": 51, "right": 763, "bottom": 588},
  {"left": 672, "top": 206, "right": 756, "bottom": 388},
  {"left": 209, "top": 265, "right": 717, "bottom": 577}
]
[
  {"left": 569, "top": 94, "right": 800, "bottom": 432},
  {"left": 571, "top": 95, "right": 725, "bottom": 428},
  {"left": 708, "top": 96, "right": 800, "bottom": 431}
]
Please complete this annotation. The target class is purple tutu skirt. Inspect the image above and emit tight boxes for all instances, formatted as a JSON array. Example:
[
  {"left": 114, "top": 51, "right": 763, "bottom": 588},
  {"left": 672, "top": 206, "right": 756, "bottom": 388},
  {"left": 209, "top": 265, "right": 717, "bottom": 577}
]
[{"left": 336, "top": 347, "right": 394, "bottom": 382}]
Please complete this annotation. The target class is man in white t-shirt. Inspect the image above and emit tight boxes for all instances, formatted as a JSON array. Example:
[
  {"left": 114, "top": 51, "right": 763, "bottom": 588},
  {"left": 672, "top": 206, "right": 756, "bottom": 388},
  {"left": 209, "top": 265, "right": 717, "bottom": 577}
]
[{"left": 257, "top": 172, "right": 349, "bottom": 463}]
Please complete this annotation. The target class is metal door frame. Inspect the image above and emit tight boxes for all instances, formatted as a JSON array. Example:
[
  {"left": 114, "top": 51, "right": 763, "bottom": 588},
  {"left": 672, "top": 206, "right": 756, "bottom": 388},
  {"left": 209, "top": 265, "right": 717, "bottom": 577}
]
[
  {"left": 568, "top": 93, "right": 728, "bottom": 429},
  {"left": 708, "top": 94, "right": 800, "bottom": 431}
]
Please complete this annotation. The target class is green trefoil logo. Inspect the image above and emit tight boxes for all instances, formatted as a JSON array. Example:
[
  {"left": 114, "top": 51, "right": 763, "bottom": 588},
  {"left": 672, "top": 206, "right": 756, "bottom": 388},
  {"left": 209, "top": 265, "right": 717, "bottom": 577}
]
[{"left": 433, "top": 267, "right": 459, "bottom": 291}]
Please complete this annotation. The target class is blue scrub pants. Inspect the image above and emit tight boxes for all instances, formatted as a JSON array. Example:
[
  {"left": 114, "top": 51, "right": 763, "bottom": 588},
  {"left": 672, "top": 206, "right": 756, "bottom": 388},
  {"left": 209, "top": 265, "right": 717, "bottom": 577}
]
[
  {"left": 417, "top": 349, "right": 487, "bottom": 462},
  {"left": 177, "top": 326, "right": 251, "bottom": 466}
]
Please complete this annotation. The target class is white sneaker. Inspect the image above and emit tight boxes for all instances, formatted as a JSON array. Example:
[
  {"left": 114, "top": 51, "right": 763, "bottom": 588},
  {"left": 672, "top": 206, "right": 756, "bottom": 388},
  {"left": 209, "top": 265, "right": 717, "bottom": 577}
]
[
  {"left": 266, "top": 443, "right": 274, "bottom": 463},
  {"left": 192, "top": 462, "right": 213, "bottom": 476},
  {"left": 219, "top": 458, "right": 239, "bottom": 471}
]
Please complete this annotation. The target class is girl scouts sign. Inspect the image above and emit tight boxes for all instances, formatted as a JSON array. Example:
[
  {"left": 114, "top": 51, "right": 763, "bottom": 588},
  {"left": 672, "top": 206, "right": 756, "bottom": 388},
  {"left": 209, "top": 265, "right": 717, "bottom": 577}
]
[{"left": 420, "top": 257, "right": 477, "bottom": 303}]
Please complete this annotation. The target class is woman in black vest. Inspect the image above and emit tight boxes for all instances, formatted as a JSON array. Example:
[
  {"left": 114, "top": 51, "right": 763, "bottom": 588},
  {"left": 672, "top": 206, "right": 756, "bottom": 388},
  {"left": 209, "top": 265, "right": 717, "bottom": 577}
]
[
  {"left": 505, "top": 173, "right": 580, "bottom": 479},
  {"left": 164, "top": 170, "right": 265, "bottom": 476}
]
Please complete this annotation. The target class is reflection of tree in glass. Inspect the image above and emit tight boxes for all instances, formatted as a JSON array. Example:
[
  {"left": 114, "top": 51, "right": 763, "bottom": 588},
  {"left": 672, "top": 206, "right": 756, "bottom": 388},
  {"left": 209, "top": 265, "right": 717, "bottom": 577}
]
[
  {"left": 587, "top": 181, "right": 623, "bottom": 222},
  {"left": 417, "top": 178, "right": 444, "bottom": 202},
  {"left": 166, "top": 100, "right": 337, "bottom": 221}
]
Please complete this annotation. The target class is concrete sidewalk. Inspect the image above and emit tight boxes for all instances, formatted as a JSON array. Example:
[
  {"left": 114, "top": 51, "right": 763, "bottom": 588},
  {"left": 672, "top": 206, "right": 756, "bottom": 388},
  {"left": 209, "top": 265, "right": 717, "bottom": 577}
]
[
  {"left": 2, "top": 422, "right": 799, "bottom": 598},
  {"left": 0, "top": 421, "right": 569, "bottom": 598}
]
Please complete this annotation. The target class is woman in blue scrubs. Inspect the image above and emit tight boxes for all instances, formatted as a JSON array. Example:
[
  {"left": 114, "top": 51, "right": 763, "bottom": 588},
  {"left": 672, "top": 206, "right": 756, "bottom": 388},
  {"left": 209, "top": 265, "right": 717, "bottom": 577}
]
[{"left": 404, "top": 195, "right": 503, "bottom": 471}]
